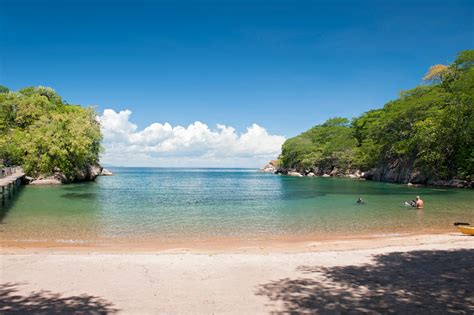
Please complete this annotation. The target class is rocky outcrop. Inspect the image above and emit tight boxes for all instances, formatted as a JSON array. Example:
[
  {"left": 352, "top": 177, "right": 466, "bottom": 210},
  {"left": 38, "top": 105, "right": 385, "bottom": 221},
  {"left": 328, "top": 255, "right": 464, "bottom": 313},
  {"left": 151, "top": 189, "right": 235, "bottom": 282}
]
[
  {"left": 260, "top": 160, "right": 279, "bottom": 173},
  {"left": 288, "top": 171, "right": 303, "bottom": 177},
  {"left": 361, "top": 160, "right": 473, "bottom": 188},
  {"left": 29, "top": 176, "right": 63, "bottom": 185},
  {"left": 361, "top": 159, "right": 425, "bottom": 184},
  {"left": 264, "top": 159, "right": 472, "bottom": 188},
  {"left": 29, "top": 164, "right": 103, "bottom": 185},
  {"left": 425, "top": 179, "right": 473, "bottom": 188},
  {"left": 273, "top": 165, "right": 363, "bottom": 180},
  {"left": 100, "top": 168, "right": 113, "bottom": 176},
  {"left": 69, "top": 165, "right": 102, "bottom": 182}
]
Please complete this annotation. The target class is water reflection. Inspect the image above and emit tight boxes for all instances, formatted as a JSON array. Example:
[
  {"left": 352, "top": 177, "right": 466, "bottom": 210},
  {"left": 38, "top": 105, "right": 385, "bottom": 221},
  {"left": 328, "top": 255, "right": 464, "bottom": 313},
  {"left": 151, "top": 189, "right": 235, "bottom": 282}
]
[{"left": 61, "top": 193, "right": 98, "bottom": 200}]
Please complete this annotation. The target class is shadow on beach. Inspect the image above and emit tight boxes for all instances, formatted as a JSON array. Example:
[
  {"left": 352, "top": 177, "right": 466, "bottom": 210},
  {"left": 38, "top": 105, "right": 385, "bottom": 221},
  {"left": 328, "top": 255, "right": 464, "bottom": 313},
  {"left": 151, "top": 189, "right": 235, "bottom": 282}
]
[
  {"left": 0, "top": 282, "right": 119, "bottom": 314},
  {"left": 257, "top": 249, "right": 474, "bottom": 313}
]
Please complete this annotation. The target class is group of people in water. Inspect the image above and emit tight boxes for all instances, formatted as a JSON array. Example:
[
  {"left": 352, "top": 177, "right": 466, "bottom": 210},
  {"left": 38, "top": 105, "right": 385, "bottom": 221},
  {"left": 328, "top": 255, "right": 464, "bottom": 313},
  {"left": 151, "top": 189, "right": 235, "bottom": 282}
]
[{"left": 356, "top": 196, "right": 424, "bottom": 209}]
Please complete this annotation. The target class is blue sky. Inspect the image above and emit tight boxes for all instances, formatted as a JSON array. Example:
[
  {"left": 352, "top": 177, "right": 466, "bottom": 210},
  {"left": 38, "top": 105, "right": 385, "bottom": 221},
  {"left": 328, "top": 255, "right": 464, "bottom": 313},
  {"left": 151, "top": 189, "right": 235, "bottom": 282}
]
[{"left": 1, "top": 0, "right": 473, "bottom": 166}]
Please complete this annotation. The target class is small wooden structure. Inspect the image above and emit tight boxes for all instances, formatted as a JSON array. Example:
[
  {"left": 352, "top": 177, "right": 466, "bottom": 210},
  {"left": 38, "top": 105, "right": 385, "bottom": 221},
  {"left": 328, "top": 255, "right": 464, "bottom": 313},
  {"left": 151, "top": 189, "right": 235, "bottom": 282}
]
[{"left": 0, "top": 166, "right": 25, "bottom": 206}]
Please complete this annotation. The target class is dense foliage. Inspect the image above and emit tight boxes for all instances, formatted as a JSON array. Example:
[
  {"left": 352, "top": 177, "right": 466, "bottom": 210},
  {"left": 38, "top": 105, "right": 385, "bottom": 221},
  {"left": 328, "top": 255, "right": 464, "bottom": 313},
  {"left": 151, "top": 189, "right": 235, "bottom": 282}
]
[
  {"left": 280, "top": 50, "right": 474, "bottom": 181},
  {"left": 0, "top": 86, "right": 102, "bottom": 180}
]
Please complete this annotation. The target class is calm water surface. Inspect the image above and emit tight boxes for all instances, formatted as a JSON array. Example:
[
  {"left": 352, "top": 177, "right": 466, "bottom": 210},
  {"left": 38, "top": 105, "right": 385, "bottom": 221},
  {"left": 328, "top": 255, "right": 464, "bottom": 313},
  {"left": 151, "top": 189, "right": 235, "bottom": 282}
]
[{"left": 1, "top": 168, "right": 473, "bottom": 243}]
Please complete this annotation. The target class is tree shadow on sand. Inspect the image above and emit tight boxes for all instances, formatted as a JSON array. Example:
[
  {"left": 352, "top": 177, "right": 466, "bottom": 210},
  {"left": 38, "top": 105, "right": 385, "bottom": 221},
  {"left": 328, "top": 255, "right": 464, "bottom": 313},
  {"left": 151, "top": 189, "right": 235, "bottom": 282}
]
[
  {"left": 0, "top": 282, "right": 119, "bottom": 314},
  {"left": 257, "top": 249, "right": 474, "bottom": 314}
]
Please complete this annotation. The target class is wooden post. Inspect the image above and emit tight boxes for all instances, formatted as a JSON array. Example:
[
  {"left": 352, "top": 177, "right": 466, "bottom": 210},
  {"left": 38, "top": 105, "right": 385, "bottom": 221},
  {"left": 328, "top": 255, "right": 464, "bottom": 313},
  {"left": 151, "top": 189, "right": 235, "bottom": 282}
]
[{"left": 1, "top": 186, "right": 4, "bottom": 206}]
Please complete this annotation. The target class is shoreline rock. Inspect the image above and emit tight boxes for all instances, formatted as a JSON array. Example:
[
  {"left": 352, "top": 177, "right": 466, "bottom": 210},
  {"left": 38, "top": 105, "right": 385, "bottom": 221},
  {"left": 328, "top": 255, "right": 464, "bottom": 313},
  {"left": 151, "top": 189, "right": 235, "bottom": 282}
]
[
  {"left": 29, "top": 177, "right": 63, "bottom": 185},
  {"left": 27, "top": 164, "right": 103, "bottom": 185},
  {"left": 73, "top": 165, "right": 102, "bottom": 182},
  {"left": 260, "top": 160, "right": 279, "bottom": 173},
  {"left": 263, "top": 160, "right": 472, "bottom": 188},
  {"left": 100, "top": 168, "right": 113, "bottom": 176},
  {"left": 288, "top": 171, "right": 303, "bottom": 177}
]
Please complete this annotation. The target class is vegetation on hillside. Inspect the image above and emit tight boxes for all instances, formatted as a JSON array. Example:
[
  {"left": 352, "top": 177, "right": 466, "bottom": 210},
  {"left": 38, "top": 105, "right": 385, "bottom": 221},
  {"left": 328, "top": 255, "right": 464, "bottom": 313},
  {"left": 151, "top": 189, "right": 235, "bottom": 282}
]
[
  {"left": 0, "top": 86, "right": 102, "bottom": 180},
  {"left": 280, "top": 50, "right": 474, "bottom": 181}
]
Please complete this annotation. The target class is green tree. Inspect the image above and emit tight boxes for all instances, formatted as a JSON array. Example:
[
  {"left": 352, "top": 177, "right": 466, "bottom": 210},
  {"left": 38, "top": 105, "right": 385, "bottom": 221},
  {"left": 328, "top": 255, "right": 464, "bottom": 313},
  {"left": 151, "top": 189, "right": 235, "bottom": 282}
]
[
  {"left": 279, "top": 50, "right": 474, "bottom": 181},
  {"left": 0, "top": 86, "right": 102, "bottom": 180}
]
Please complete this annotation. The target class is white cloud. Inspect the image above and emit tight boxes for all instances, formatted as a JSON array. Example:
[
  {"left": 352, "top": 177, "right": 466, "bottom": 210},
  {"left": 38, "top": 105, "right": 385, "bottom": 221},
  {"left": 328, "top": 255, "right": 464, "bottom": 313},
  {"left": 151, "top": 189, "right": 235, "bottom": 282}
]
[{"left": 99, "top": 109, "right": 285, "bottom": 167}]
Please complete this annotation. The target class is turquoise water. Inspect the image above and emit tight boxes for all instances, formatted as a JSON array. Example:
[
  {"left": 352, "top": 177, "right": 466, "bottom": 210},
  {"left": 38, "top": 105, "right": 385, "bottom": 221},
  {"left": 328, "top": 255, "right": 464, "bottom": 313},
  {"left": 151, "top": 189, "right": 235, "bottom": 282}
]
[{"left": 1, "top": 168, "right": 473, "bottom": 242}]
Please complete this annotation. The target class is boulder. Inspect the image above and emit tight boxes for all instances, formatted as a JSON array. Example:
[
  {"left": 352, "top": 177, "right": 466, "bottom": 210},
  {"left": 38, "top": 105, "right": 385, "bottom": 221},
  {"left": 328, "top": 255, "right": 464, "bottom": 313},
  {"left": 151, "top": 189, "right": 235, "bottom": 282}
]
[
  {"left": 260, "top": 160, "right": 279, "bottom": 173},
  {"left": 329, "top": 168, "right": 339, "bottom": 176},
  {"left": 322, "top": 174, "right": 330, "bottom": 178},
  {"left": 307, "top": 172, "right": 316, "bottom": 177},
  {"left": 73, "top": 165, "right": 102, "bottom": 182},
  {"left": 261, "top": 164, "right": 276, "bottom": 173},
  {"left": 288, "top": 171, "right": 303, "bottom": 177},
  {"left": 448, "top": 179, "right": 468, "bottom": 188},
  {"left": 101, "top": 168, "right": 113, "bottom": 176},
  {"left": 408, "top": 170, "right": 427, "bottom": 184},
  {"left": 30, "top": 176, "right": 63, "bottom": 185}
]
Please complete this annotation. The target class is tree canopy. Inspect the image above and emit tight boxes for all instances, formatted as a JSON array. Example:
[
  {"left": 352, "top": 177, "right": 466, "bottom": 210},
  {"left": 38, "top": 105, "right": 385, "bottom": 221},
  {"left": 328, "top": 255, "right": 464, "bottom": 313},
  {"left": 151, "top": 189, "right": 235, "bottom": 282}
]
[
  {"left": 279, "top": 50, "right": 474, "bottom": 181},
  {"left": 0, "top": 86, "right": 102, "bottom": 180}
]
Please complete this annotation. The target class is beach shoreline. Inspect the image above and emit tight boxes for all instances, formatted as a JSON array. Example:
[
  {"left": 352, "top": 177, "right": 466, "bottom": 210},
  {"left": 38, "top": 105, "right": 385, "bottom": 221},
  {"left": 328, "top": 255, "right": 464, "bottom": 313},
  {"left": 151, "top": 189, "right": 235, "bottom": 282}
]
[
  {"left": 1, "top": 232, "right": 473, "bottom": 314},
  {"left": 1, "top": 231, "right": 471, "bottom": 254}
]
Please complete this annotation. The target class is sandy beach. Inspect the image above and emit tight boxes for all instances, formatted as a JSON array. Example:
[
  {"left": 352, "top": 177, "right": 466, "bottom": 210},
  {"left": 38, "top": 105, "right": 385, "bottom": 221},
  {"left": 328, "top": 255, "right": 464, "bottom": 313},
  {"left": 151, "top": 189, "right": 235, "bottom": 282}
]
[{"left": 1, "top": 233, "right": 473, "bottom": 314}]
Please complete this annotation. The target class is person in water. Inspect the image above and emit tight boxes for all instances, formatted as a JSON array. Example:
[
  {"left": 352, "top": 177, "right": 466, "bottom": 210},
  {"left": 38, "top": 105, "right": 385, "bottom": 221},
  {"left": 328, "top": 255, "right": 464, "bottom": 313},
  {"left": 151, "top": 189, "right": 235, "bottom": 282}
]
[
  {"left": 415, "top": 195, "right": 424, "bottom": 209},
  {"left": 357, "top": 197, "right": 365, "bottom": 204}
]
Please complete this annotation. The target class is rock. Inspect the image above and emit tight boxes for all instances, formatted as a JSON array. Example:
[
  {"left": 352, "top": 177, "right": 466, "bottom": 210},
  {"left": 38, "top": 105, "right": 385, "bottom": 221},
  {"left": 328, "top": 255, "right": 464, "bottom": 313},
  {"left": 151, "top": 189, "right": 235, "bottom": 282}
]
[
  {"left": 288, "top": 171, "right": 303, "bottom": 177},
  {"left": 329, "top": 168, "right": 339, "bottom": 176},
  {"left": 101, "top": 168, "right": 113, "bottom": 176},
  {"left": 271, "top": 158, "right": 473, "bottom": 188},
  {"left": 29, "top": 164, "right": 103, "bottom": 184},
  {"left": 261, "top": 164, "right": 276, "bottom": 173},
  {"left": 73, "top": 165, "right": 102, "bottom": 182},
  {"left": 448, "top": 179, "right": 468, "bottom": 188},
  {"left": 260, "top": 160, "right": 279, "bottom": 173},
  {"left": 30, "top": 177, "right": 62, "bottom": 185},
  {"left": 408, "top": 171, "right": 427, "bottom": 184}
]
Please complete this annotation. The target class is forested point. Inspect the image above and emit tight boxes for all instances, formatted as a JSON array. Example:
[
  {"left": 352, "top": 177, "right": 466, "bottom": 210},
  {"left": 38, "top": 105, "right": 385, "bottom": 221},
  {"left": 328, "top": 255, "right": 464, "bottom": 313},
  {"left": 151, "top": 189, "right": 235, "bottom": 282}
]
[
  {"left": 0, "top": 86, "right": 102, "bottom": 181},
  {"left": 278, "top": 50, "right": 474, "bottom": 183}
]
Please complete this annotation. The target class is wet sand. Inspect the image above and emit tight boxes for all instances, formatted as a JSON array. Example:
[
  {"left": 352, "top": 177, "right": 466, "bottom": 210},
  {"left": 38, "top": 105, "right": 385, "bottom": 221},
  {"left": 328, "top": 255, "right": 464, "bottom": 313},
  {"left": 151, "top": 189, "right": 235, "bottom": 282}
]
[
  {"left": 1, "top": 233, "right": 473, "bottom": 314},
  {"left": 0, "top": 225, "right": 456, "bottom": 253}
]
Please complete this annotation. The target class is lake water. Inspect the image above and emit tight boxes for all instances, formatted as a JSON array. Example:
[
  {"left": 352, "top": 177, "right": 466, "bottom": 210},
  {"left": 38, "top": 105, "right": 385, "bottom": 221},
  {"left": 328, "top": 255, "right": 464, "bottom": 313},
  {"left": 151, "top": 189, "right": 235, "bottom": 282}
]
[{"left": 1, "top": 168, "right": 473, "bottom": 243}]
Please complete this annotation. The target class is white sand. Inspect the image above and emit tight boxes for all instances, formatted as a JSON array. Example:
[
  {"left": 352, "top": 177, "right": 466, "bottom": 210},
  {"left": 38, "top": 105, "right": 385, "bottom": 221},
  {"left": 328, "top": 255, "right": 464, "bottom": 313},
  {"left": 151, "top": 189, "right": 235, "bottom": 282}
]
[{"left": 1, "top": 233, "right": 473, "bottom": 314}]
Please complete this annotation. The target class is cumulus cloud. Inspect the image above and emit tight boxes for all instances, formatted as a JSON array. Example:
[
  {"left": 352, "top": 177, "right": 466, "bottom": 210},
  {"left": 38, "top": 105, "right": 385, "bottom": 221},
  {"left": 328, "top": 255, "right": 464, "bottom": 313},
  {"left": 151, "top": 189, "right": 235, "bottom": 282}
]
[{"left": 99, "top": 109, "right": 285, "bottom": 167}]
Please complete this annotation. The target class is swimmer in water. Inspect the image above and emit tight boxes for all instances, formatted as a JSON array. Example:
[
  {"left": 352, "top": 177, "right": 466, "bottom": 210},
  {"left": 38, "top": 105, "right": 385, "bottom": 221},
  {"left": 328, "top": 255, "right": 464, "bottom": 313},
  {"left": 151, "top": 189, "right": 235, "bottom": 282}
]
[{"left": 415, "top": 196, "right": 424, "bottom": 209}]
